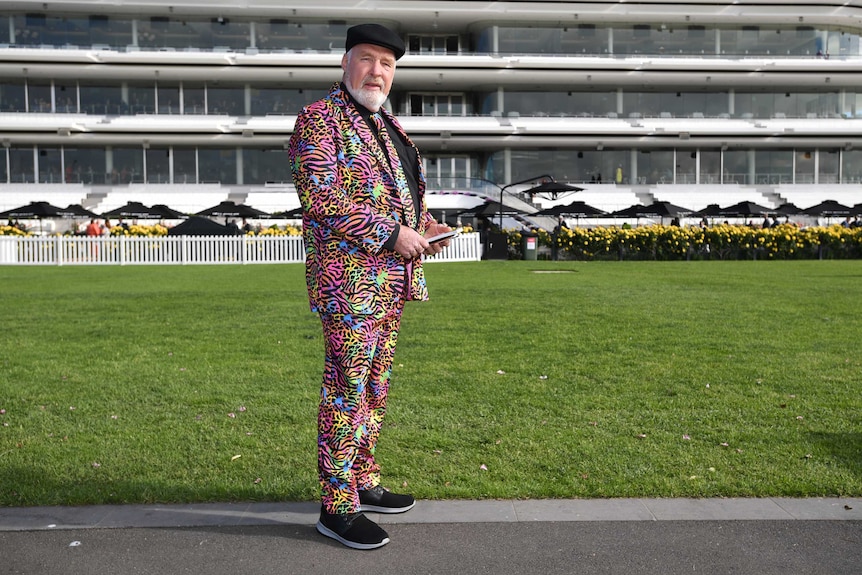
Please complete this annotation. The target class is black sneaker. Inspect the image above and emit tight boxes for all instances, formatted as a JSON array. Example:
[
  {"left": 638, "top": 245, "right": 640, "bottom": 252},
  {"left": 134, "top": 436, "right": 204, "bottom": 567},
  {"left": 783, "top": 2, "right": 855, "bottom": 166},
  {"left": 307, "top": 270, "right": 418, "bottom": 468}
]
[
  {"left": 316, "top": 507, "right": 390, "bottom": 550},
  {"left": 359, "top": 485, "right": 416, "bottom": 514}
]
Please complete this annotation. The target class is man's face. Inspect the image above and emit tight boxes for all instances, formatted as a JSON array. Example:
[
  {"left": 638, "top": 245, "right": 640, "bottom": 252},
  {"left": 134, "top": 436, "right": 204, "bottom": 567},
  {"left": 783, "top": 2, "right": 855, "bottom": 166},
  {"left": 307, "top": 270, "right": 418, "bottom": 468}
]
[{"left": 342, "top": 43, "right": 396, "bottom": 112}]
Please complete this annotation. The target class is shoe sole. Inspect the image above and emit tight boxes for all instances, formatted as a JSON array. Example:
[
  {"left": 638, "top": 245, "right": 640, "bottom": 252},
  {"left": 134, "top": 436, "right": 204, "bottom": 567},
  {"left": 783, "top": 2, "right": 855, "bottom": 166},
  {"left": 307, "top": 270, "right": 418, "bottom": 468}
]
[
  {"left": 360, "top": 501, "right": 416, "bottom": 514},
  {"left": 316, "top": 520, "right": 390, "bottom": 550}
]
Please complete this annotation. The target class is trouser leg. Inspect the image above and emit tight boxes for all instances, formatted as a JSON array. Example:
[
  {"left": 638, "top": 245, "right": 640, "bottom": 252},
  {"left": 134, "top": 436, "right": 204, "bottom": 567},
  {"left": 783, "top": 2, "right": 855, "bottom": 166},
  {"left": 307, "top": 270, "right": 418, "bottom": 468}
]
[{"left": 317, "top": 307, "right": 402, "bottom": 515}]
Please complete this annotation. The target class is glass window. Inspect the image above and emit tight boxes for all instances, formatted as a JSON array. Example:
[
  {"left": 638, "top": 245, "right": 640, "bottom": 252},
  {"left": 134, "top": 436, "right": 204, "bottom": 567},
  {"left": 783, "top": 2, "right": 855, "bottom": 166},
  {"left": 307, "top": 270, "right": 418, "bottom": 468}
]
[
  {"left": 794, "top": 27, "right": 818, "bottom": 56},
  {"left": 423, "top": 155, "right": 475, "bottom": 188},
  {"left": 157, "top": 84, "right": 181, "bottom": 114},
  {"left": 55, "top": 83, "right": 77, "bottom": 113},
  {"left": 146, "top": 147, "right": 170, "bottom": 183},
  {"left": 842, "top": 150, "right": 862, "bottom": 183},
  {"left": 127, "top": 83, "right": 155, "bottom": 114},
  {"left": 138, "top": 16, "right": 197, "bottom": 49},
  {"left": 207, "top": 86, "right": 244, "bottom": 115},
  {"left": 9, "top": 146, "right": 34, "bottom": 183},
  {"left": 571, "top": 151, "right": 603, "bottom": 183},
  {"left": 408, "top": 34, "right": 461, "bottom": 54},
  {"left": 111, "top": 147, "right": 144, "bottom": 183},
  {"left": 0, "top": 82, "right": 26, "bottom": 112},
  {"left": 64, "top": 148, "right": 105, "bottom": 184},
  {"left": 28, "top": 82, "right": 52, "bottom": 112},
  {"left": 488, "top": 149, "right": 583, "bottom": 184},
  {"left": 637, "top": 150, "right": 674, "bottom": 184},
  {"left": 795, "top": 150, "right": 815, "bottom": 184},
  {"left": 256, "top": 19, "right": 307, "bottom": 51},
  {"left": 242, "top": 148, "right": 291, "bottom": 184},
  {"left": 819, "top": 149, "right": 839, "bottom": 184},
  {"left": 0, "top": 147, "right": 7, "bottom": 183},
  {"left": 496, "top": 27, "right": 567, "bottom": 54},
  {"left": 0, "top": 15, "right": 9, "bottom": 44},
  {"left": 700, "top": 150, "right": 721, "bottom": 184},
  {"left": 37, "top": 147, "right": 62, "bottom": 183},
  {"left": 210, "top": 17, "right": 249, "bottom": 50},
  {"left": 504, "top": 91, "right": 615, "bottom": 117},
  {"left": 723, "top": 150, "right": 750, "bottom": 184},
  {"left": 80, "top": 84, "right": 123, "bottom": 115},
  {"left": 677, "top": 150, "right": 697, "bottom": 185},
  {"left": 88, "top": 15, "right": 130, "bottom": 48},
  {"left": 173, "top": 148, "right": 197, "bottom": 183},
  {"left": 183, "top": 85, "right": 206, "bottom": 115},
  {"left": 249, "top": 87, "right": 328, "bottom": 116},
  {"left": 199, "top": 148, "right": 237, "bottom": 184},
  {"left": 755, "top": 150, "right": 792, "bottom": 184},
  {"left": 15, "top": 15, "right": 46, "bottom": 46},
  {"left": 623, "top": 92, "right": 664, "bottom": 118}
]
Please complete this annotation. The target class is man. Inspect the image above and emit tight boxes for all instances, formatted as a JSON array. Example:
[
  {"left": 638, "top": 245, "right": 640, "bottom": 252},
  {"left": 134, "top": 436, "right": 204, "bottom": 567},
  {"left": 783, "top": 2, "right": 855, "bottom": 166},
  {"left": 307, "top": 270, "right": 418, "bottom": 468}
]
[{"left": 288, "top": 23, "right": 452, "bottom": 550}]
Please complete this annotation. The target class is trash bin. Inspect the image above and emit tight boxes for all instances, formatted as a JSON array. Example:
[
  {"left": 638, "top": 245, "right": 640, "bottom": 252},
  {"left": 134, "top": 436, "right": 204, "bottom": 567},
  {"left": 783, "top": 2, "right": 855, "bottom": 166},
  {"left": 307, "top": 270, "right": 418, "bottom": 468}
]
[{"left": 521, "top": 232, "right": 538, "bottom": 260}]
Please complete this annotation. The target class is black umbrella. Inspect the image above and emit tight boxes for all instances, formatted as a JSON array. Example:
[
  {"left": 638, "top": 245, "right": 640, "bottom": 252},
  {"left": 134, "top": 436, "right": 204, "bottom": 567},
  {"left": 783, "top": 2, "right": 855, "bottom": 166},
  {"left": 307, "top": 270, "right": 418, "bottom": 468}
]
[
  {"left": 775, "top": 202, "right": 804, "bottom": 216},
  {"left": 522, "top": 181, "right": 584, "bottom": 201},
  {"left": 718, "top": 201, "right": 773, "bottom": 217},
  {"left": 802, "top": 200, "right": 852, "bottom": 217},
  {"left": 0, "top": 201, "right": 68, "bottom": 233},
  {"left": 101, "top": 201, "right": 163, "bottom": 219},
  {"left": 59, "top": 204, "right": 99, "bottom": 219},
  {"left": 167, "top": 216, "right": 235, "bottom": 236},
  {"left": 851, "top": 204, "right": 862, "bottom": 216},
  {"left": 195, "top": 201, "right": 270, "bottom": 219},
  {"left": 272, "top": 206, "right": 303, "bottom": 219},
  {"left": 692, "top": 204, "right": 723, "bottom": 217},
  {"left": 536, "top": 200, "right": 606, "bottom": 217},
  {"left": 149, "top": 204, "right": 188, "bottom": 219},
  {"left": 0, "top": 201, "right": 67, "bottom": 219},
  {"left": 612, "top": 201, "right": 691, "bottom": 218},
  {"left": 643, "top": 201, "right": 691, "bottom": 217},
  {"left": 457, "top": 200, "right": 524, "bottom": 218}
]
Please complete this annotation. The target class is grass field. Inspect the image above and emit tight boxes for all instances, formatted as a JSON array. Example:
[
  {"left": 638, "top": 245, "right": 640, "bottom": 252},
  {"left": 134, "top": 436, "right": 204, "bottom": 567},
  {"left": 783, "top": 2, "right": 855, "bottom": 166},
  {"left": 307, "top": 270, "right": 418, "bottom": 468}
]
[{"left": 0, "top": 260, "right": 860, "bottom": 507}]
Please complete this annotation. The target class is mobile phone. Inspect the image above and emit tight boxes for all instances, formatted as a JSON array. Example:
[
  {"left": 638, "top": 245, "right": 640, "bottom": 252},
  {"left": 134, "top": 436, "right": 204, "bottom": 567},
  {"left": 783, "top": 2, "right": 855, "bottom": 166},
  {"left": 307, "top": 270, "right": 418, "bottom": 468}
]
[{"left": 427, "top": 229, "right": 460, "bottom": 244}]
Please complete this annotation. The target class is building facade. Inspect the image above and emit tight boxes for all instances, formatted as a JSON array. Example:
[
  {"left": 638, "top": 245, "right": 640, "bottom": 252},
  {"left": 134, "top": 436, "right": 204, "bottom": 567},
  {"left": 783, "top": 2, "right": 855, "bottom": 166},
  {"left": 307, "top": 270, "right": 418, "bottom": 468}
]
[{"left": 1, "top": 0, "right": 861, "bottom": 220}]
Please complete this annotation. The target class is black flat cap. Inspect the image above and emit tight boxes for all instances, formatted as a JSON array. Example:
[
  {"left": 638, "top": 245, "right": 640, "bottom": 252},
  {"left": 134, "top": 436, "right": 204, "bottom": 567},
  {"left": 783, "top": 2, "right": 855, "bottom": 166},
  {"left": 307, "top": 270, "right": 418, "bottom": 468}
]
[{"left": 345, "top": 23, "right": 405, "bottom": 60}]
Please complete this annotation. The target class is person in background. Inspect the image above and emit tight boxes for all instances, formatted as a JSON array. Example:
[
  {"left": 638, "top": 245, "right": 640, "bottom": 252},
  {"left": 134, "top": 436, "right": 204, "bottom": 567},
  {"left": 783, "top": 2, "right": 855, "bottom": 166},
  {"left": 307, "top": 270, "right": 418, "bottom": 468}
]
[
  {"left": 85, "top": 219, "right": 102, "bottom": 237},
  {"left": 289, "top": 23, "right": 452, "bottom": 550}
]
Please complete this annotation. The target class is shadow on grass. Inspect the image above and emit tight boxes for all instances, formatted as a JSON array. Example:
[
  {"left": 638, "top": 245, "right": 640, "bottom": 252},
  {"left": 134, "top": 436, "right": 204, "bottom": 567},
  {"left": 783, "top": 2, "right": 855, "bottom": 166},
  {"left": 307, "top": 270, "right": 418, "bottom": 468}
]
[
  {"left": 0, "top": 463, "right": 310, "bottom": 508},
  {"left": 808, "top": 431, "right": 862, "bottom": 480}
]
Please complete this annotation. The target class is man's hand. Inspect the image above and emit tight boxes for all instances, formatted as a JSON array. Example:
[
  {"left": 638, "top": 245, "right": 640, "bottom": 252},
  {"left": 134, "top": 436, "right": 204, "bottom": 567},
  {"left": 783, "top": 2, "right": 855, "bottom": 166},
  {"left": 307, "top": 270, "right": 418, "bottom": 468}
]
[
  {"left": 422, "top": 222, "right": 453, "bottom": 256},
  {"left": 393, "top": 225, "right": 430, "bottom": 260}
]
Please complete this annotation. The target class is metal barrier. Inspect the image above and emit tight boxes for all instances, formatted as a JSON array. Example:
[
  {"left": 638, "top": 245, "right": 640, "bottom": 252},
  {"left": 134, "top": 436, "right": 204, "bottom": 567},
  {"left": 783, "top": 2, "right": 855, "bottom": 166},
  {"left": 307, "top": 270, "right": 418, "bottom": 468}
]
[{"left": 0, "top": 233, "right": 481, "bottom": 266}]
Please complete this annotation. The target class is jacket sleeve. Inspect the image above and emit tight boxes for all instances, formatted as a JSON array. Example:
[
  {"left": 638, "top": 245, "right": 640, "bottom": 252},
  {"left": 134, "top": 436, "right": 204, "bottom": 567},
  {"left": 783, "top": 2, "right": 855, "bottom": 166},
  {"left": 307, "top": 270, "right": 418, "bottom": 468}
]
[{"left": 289, "top": 106, "right": 397, "bottom": 254}]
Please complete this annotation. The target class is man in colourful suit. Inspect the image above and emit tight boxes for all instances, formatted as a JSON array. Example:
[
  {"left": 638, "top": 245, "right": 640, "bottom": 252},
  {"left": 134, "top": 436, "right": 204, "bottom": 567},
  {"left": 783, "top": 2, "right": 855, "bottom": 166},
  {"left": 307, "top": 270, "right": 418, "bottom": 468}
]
[{"left": 288, "top": 23, "right": 452, "bottom": 550}]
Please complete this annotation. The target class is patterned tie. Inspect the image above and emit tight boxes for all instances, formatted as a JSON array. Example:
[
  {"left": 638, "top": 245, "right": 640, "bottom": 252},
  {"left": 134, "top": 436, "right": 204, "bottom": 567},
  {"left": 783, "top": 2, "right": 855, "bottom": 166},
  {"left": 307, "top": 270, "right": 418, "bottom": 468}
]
[{"left": 371, "top": 112, "right": 417, "bottom": 229}]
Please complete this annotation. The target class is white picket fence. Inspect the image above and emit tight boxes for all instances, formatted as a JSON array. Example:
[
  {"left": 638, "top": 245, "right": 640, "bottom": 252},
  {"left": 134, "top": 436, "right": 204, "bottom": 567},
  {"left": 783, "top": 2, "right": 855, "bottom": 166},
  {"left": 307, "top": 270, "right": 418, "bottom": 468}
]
[{"left": 0, "top": 233, "right": 482, "bottom": 266}]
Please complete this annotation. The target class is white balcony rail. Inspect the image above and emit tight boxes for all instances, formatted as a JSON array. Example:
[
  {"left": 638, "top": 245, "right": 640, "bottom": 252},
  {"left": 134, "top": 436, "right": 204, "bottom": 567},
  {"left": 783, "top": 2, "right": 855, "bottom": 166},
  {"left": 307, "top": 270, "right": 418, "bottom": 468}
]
[{"left": 0, "top": 233, "right": 482, "bottom": 266}]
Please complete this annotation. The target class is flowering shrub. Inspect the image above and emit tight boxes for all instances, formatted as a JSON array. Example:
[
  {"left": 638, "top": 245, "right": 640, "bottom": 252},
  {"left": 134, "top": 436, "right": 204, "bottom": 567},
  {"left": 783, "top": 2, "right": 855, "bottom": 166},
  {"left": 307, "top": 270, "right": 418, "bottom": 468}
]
[
  {"left": 109, "top": 223, "right": 169, "bottom": 237},
  {"left": 249, "top": 224, "right": 301, "bottom": 237},
  {"left": 521, "top": 224, "right": 862, "bottom": 261},
  {"left": 0, "top": 225, "right": 29, "bottom": 236}
]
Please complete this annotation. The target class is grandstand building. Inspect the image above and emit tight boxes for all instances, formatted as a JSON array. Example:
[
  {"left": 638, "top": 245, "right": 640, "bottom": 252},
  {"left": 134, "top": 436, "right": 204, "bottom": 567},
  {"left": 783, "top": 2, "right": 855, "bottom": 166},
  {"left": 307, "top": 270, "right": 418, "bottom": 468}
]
[{"left": 1, "top": 0, "right": 861, "bottom": 226}]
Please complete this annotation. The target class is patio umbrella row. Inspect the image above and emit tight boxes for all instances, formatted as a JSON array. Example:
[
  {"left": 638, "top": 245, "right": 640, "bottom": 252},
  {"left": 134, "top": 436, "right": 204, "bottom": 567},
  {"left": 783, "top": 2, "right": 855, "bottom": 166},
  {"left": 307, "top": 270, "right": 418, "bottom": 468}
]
[
  {"left": 532, "top": 199, "right": 862, "bottom": 219},
  {"left": 0, "top": 200, "right": 290, "bottom": 221}
]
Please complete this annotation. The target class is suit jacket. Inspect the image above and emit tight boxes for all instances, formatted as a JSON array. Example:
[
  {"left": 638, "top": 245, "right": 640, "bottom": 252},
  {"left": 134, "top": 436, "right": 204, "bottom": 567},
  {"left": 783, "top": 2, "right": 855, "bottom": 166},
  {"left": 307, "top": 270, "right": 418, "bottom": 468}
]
[{"left": 288, "top": 83, "right": 433, "bottom": 316}]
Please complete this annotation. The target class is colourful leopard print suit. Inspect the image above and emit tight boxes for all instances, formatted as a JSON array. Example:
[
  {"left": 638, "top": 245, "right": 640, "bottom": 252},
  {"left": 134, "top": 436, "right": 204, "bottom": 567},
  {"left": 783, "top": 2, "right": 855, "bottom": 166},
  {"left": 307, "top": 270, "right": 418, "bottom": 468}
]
[{"left": 288, "top": 83, "right": 433, "bottom": 514}]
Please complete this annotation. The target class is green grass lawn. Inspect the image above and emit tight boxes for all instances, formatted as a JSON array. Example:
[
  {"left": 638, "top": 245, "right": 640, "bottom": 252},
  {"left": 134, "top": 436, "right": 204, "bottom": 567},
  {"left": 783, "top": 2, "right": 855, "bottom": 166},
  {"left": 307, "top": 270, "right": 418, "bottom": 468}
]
[{"left": 0, "top": 260, "right": 859, "bottom": 506}]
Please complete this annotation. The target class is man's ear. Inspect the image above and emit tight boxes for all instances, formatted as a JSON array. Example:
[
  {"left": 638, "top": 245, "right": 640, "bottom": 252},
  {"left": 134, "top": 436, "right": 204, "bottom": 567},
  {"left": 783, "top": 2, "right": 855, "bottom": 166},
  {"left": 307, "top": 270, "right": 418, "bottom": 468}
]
[{"left": 341, "top": 53, "right": 348, "bottom": 72}]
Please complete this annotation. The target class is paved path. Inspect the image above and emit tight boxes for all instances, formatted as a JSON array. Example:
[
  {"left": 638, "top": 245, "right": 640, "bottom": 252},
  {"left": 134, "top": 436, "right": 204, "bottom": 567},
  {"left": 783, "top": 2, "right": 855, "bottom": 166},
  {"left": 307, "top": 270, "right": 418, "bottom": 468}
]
[{"left": 2, "top": 498, "right": 860, "bottom": 574}]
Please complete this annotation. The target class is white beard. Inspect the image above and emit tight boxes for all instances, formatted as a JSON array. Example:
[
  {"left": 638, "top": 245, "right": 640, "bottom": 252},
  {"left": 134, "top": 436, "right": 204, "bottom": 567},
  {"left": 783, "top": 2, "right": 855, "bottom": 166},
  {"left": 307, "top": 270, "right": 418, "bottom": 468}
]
[{"left": 344, "top": 72, "right": 389, "bottom": 111}]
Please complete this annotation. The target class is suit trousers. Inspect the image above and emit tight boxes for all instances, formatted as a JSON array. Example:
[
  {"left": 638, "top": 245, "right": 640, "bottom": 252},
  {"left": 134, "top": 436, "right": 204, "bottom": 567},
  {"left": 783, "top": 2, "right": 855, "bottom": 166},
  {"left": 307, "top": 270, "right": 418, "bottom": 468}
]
[{"left": 317, "top": 305, "right": 403, "bottom": 514}]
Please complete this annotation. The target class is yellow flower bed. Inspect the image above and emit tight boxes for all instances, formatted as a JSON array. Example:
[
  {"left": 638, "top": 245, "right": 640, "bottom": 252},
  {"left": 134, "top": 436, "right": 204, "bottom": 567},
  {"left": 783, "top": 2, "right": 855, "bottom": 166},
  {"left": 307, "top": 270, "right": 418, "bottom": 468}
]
[
  {"left": 523, "top": 224, "right": 862, "bottom": 260},
  {"left": 0, "top": 225, "right": 29, "bottom": 236}
]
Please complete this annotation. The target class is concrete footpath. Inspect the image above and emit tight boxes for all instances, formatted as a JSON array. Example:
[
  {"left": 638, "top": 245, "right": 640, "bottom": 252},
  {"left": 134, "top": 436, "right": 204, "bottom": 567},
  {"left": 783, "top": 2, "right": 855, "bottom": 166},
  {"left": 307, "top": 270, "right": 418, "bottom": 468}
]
[{"left": 1, "top": 498, "right": 860, "bottom": 574}]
